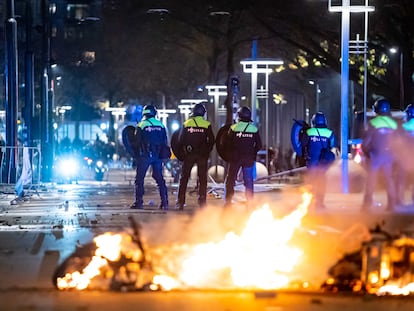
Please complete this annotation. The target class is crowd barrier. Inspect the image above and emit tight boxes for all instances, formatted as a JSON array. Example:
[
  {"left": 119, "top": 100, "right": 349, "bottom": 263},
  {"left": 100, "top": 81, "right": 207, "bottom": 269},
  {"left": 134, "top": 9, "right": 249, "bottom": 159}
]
[{"left": 0, "top": 146, "right": 41, "bottom": 194}]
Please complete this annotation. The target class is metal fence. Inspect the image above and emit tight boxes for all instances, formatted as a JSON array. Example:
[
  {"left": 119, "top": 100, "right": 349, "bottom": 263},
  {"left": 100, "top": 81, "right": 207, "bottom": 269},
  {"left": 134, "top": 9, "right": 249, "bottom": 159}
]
[{"left": 0, "top": 146, "right": 41, "bottom": 192}]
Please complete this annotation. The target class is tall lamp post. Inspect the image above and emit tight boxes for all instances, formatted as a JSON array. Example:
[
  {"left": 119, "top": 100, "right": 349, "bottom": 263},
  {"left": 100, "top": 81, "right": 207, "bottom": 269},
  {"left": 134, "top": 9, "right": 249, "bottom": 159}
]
[
  {"left": 105, "top": 107, "right": 126, "bottom": 160},
  {"left": 5, "top": 0, "right": 18, "bottom": 182},
  {"left": 308, "top": 80, "right": 321, "bottom": 113},
  {"left": 328, "top": 0, "right": 374, "bottom": 193},
  {"left": 389, "top": 47, "right": 404, "bottom": 110},
  {"left": 205, "top": 85, "right": 227, "bottom": 171},
  {"left": 205, "top": 85, "right": 227, "bottom": 134},
  {"left": 240, "top": 59, "right": 283, "bottom": 124},
  {"left": 240, "top": 59, "right": 283, "bottom": 170}
]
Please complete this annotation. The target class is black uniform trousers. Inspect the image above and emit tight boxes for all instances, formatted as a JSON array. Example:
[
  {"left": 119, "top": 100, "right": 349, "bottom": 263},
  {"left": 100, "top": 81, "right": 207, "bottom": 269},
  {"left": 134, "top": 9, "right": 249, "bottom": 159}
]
[
  {"left": 177, "top": 154, "right": 208, "bottom": 207},
  {"left": 134, "top": 155, "right": 168, "bottom": 208}
]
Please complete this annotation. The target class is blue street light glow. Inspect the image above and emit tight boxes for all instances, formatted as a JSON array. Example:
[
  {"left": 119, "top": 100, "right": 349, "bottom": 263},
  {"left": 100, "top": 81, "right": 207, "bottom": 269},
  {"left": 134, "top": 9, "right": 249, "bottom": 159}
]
[{"left": 171, "top": 121, "right": 180, "bottom": 132}]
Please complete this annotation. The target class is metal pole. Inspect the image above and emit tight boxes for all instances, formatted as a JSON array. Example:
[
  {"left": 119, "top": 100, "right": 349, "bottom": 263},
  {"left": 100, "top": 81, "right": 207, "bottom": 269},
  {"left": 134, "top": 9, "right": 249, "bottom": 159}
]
[
  {"left": 251, "top": 64, "right": 258, "bottom": 124},
  {"left": 399, "top": 51, "right": 404, "bottom": 110},
  {"left": 25, "top": 1, "right": 34, "bottom": 147},
  {"left": 363, "top": 0, "right": 368, "bottom": 128},
  {"left": 265, "top": 67, "right": 269, "bottom": 173},
  {"left": 5, "top": 0, "right": 18, "bottom": 183},
  {"left": 41, "top": 0, "right": 52, "bottom": 182},
  {"left": 340, "top": 0, "right": 350, "bottom": 193}
]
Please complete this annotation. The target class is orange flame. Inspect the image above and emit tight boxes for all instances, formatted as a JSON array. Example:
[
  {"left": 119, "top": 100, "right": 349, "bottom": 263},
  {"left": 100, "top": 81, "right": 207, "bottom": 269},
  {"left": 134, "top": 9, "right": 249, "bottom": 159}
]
[
  {"left": 377, "top": 282, "right": 414, "bottom": 296},
  {"left": 57, "top": 193, "right": 312, "bottom": 291},
  {"left": 56, "top": 232, "right": 145, "bottom": 290},
  {"left": 153, "top": 192, "right": 312, "bottom": 290}
]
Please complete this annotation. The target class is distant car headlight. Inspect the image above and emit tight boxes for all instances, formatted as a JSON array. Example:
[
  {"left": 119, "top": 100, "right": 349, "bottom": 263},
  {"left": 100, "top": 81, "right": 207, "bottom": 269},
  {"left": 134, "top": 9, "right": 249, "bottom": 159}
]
[{"left": 56, "top": 157, "right": 80, "bottom": 178}]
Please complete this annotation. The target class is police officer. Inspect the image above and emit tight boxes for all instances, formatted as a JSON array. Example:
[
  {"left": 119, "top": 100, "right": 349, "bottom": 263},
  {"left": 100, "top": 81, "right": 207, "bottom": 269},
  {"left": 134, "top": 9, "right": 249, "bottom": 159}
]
[
  {"left": 362, "top": 98, "right": 398, "bottom": 211},
  {"left": 130, "top": 104, "right": 170, "bottom": 210},
  {"left": 223, "top": 106, "right": 262, "bottom": 207},
  {"left": 395, "top": 103, "right": 414, "bottom": 206},
  {"left": 301, "top": 112, "right": 337, "bottom": 209},
  {"left": 175, "top": 103, "right": 215, "bottom": 210}
]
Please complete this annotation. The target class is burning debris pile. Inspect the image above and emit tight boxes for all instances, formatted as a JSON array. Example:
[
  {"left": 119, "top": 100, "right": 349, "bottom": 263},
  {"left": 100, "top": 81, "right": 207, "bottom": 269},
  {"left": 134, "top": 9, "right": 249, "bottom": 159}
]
[
  {"left": 54, "top": 193, "right": 313, "bottom": 291},
  {"left": 53, "top": 216, "right": 159, "bottom": 291},
  {"left": 322, "top": 224, "right": 414, "bottom": 296}
]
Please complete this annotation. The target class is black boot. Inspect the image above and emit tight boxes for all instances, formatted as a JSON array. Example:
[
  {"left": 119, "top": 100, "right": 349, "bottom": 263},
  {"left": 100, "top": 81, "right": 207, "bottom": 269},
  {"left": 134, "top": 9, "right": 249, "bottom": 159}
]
[
  {"left": 130, "top": 201, "right": 143, "bottom": 209},
  {"left": 198, "top": 195, "right": 206, "bottom": 208},
  {"left": 175, "top": 201, "right": 184, "bottom": 210},
  {"left": 159, "top": 198, "right": 169, "bottom": 210}
]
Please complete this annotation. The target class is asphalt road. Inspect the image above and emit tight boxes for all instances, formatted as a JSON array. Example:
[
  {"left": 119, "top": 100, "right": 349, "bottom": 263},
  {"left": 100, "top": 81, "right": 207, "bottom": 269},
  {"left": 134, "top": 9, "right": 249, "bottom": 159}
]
[
  {"left": 1, "top": 289, "right": 414, "bottom": 311},
  {"left": 1, "top": 167, "right": 414, "bottom": 310}
]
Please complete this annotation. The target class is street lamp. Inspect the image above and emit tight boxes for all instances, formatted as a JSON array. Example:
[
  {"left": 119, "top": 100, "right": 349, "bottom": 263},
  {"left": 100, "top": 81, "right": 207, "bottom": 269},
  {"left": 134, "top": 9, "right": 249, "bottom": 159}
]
[
  {"left": 157, "top": 108, "right": 177, "bottom": 129},
  {"left": 308, "top": 80, "right": 321, "bottom": 113},
  {"left": 328, "top": 0, "right": 374, "bottom": 193},
  {"left": 5, "top": 0, "right": 18, "bottom": 183},
  {"left": 240, "top": 59, "right": 283, "bottom": 124},
  {"left": 178, "top": 99, "right": 208, "bottom": 122},
  {"left": 240, "top": 59, "right": 283, "bottom": 172},
  {"left": 389, "top": 47, "right": 404, "bottom": 110},
  {"left": 56, "top": 105, "right": 72, "bottom": 140},
  {"left": 205, "top": 85, "right": 227, "bottom": 133},
  {"left": 205, "top": 85, "right": 227, "bottom": 170},
  {"left": 105, "top": 107, "right": 127, "bottom": 158}
]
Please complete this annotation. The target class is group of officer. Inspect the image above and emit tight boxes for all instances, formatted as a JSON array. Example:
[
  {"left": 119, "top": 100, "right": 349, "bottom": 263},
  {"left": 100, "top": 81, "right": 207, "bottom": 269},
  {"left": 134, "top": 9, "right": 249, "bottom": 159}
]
[
  {"left": 125, "top": 97, "right": 412, "bottom": 212},
  {"left": 362, "top": 98, "right": 414, "bottom": 212},
  {"left": 300, "top": 97, "right": 414, "bottom": 212},
  {"left": 126, "top": 103, "right": 261, "bottom": 210}
]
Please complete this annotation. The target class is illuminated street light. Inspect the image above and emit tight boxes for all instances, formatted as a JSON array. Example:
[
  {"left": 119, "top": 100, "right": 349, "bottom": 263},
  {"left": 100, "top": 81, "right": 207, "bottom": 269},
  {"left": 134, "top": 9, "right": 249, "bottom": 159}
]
[
  {"left": 205, "top": 85, "right": 228, "bottom": 169},
  {"left": 105, "top": 107, "right": 127, "bottom": 156},
  {"left": 308, "top": 80, "right": 321, "bottom": 113},
  {"left": 240, "top": 59, "right": 283, "bottom": 124},
  {"left": 241, "top": 59, "right": 283, "bottom": 171},
  {"left": 54, "top": 105, "right": 72, "bottom": 142},
  {"left": 105, "top": 107, "right": 126, "bottom": 116},
  {"left": 178, "top": 99, "right": 208, "bottom": 121},
  {"left": 105, "top": 107, "right": 127, "bottom": 130},
  {"left": 389, "top": 47, "right": 404, "bottom": 110},
  {"left": 349, "top": 33, "right": 369, "bottom": 127},
  {"left": 328, "top": 0, "right": 374, "bottom": 193},
  {"left": 157, "top": 108, "right": 177, "bottom": 128},
  {"left": 205, "top": 85, "right": 227, "bottom": 132},
  {"left": 57, "top": 105, "right": 72, "bottom": 115}
]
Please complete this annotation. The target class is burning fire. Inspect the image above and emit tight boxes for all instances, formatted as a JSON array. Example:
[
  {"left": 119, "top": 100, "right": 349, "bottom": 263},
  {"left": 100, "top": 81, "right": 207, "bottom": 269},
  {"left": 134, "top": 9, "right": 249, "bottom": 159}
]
[
  {"left": 56, "top": 192, "right": 312, "bottom": 291},
  {"left": 56, "top": 232, "right": 146, "bottom": 290},
  {"left": 377, "top": 283, "right": 414, "bottom": 296}
]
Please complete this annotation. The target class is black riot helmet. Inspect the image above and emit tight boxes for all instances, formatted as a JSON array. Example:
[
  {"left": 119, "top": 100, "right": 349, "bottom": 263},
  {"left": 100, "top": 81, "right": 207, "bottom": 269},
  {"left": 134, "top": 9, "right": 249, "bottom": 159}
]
[
  {"left": 191, "top": 103, "right": 207, "bottom": 117},
  {"left": 237, "top": 106, "right": 252, "bottom": 122},
  {"left": 373, "top": 98, "right": 391, "bottom": 115},
  {"left": 311, "top": 112, "right": 327, "bottom": 127},
  {"left": 405, "top": 104, "right": 414, "bottom": 121},
  {"left": 142, "top": 104, "right": 157, "bottom": 118}
]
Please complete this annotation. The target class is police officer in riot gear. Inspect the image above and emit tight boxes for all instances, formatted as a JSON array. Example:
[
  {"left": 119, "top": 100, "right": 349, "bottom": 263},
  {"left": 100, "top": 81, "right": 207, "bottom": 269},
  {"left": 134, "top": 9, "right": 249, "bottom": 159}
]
[
  {"left": 130, "top": 104, "right": 170, "bottom": 210},
  {"left": 301, "top": 111, "right": 337, "bottom": 209},
  {"left": 223, "top": 106, "right": 262, "bottom": 207},
  {"left": 362, "top": 98, "right": 398, "bottom": 211},
  {"left": 175, "top": 103, "right": 215, "bottom": 210},
  {"left": 395, "top": 103, "right": 414, "bottom": 206}
]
